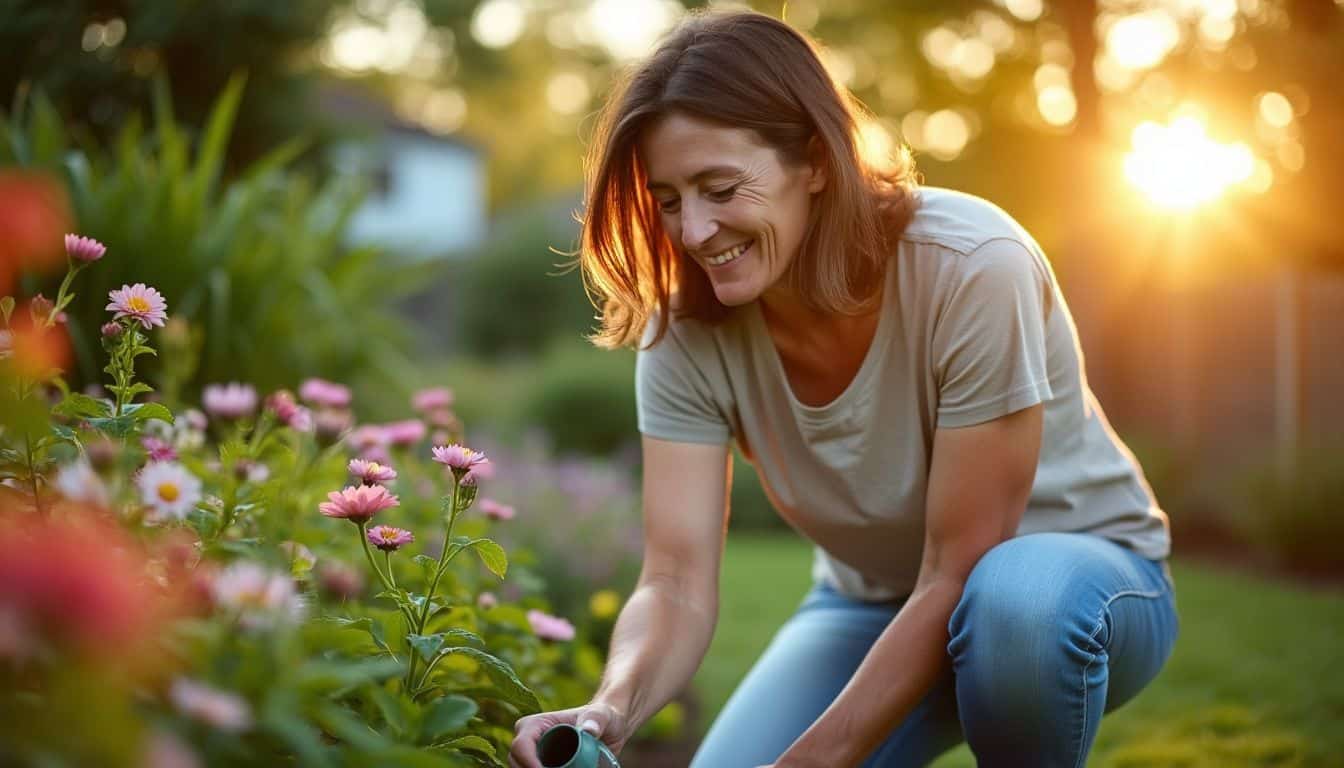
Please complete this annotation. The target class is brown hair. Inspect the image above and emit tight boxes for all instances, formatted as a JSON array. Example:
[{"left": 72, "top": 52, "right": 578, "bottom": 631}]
[{"left": 579, "top": 9, "right": 920, "bottom": 349}]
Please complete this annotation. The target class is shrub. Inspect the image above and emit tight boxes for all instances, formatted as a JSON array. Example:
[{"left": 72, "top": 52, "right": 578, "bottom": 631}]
[
  {"left": 451, "top": 207, "right": 594, "bottom": 361},
  {"left": 0, "top": 77, "right": 425, "bottom": 399},
  {"left": 1243, "top": 448, "right": 1344, "bottom": 572},
  {"left": 518, "top": 341, "right": 638, "bottom": 459}
]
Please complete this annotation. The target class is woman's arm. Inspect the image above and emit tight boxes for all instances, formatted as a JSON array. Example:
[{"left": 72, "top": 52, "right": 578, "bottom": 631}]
[
  {"left": 590, "top": 435, "right": 731, "bottom": 735},
  {"left": 771, "top": 404, "right": 1043, "bottom": 768}
]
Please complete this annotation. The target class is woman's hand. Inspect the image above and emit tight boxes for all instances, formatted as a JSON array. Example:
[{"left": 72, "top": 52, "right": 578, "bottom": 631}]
[{"left": 509, "top": 701, "right": 630, "bottom": 768}]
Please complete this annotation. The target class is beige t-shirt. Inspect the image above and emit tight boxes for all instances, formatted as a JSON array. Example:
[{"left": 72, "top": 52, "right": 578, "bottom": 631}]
[{"left": 635, "top": 187, "right": 1171, "bottom": 601}]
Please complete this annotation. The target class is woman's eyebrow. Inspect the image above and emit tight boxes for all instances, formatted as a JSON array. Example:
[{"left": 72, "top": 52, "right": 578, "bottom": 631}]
[{"left": 645, "top": 165, "right": 743, "bottom": 191}]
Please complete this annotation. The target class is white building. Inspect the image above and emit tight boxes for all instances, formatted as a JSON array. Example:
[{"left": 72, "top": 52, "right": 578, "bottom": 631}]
[{"left": 323, "top": 86, "right": 487, "bottom": 260}]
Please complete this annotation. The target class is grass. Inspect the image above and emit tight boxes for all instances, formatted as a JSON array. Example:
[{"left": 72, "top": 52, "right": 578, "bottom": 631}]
[{"left": 692, "top": 533, "right": 1344, "bottom": 767}]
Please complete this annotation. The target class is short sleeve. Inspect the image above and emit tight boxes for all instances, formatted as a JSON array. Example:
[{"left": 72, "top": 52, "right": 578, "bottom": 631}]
[
  {"left": 932, "top": 238, "right": 1054, "bottom": 428},
  {"left": 635, "top": 319, "right": 732, "bottom": 445}
]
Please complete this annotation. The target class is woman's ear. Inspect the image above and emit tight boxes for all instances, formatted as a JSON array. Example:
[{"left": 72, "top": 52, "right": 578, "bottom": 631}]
[{"left": 805, "top": 135, "right": 828, "bottom": 194}]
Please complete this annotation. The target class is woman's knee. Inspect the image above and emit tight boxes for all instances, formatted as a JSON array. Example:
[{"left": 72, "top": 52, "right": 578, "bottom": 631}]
[{"left": 947, "top": 535, "right": 1105, "bottom": 681}]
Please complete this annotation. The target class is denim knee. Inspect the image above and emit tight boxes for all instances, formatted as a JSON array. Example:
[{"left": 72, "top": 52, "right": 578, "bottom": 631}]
[{"left": 946, "top": 540, "right": 1103, "bottom": 705}]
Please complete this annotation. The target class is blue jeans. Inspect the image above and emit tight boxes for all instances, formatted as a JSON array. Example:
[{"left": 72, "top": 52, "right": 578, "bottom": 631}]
[{"left": 691, "top": 533, "right": 1179, "bottom": 767}]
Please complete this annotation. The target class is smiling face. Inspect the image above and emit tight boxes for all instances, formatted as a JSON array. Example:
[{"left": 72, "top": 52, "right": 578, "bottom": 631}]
[{"left": 639, "top": 112, "right": 825, "bottom": 308}]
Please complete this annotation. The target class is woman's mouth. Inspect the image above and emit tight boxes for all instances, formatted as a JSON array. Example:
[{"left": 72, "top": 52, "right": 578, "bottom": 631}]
[{"left": 706, "top": 240, "right": 752, "bottom": 267}]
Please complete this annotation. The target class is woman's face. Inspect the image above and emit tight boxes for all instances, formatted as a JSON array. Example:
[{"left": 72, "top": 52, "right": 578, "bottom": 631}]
[{"left": 639, "top": 113, "right": 825, "bottom": 307}]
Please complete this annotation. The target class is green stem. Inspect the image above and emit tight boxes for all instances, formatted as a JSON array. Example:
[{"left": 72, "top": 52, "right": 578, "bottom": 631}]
[
  {"left": 360, "top": 523, "right": 417, "bottom": 631},
  {"left": 24, "top": 431, "right": 44, "bottom": 515},
  {"left": 45, "top": 261, "right": 79, "bottom": 328},
  {"left": 413, "top": 647, "right": 455, "bottom": 697},
  {"left": 384, "top": 550, "right": 397, "bottom": 589},
  {"left": 415, "top": 478, "right": 461, "bottom": 634},
  {"left": 358, "top": 522, "right": 394, "bottom": 591}
]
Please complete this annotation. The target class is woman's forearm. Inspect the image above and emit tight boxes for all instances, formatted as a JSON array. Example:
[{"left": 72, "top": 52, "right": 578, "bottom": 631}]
[
  {"left": 591, "top": 575, "right": 718, "bottom": 732},
  {"left": 781, "top": 578, "right": 964, "bottom": 767}
]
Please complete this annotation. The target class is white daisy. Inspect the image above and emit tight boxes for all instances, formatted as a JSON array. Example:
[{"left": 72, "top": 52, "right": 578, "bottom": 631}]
[{"left": 137, "top": 461, "right": 202, "bottom": 522}]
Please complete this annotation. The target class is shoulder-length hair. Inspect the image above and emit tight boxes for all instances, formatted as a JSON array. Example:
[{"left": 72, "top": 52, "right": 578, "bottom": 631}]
[{"left": 579, "top": 9, "right": 920, "bottom": 350}]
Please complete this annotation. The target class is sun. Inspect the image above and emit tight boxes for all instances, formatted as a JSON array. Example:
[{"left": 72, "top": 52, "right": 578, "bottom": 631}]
[{"left": 1122, "top": 116, "right": 1255, "bottom": 210}]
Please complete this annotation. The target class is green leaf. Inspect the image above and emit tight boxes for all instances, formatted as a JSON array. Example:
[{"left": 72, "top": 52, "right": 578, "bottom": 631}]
[
  {"left": 314, "top": 702, "right": 391, "bottom": 751},
  {"left": 329, "top": 616, "right": 392, "bottom": 655},
  {"left": 87, "top": 414, "right": 139, "bottom": 438},
  {"left": 441, "top": 647, "right": 541, "bottom": 715},
  {"left": 53, "top": 393, "right": 112, "bottom": 420},
  {"left": 408, "top": 633, "right": 447, "bottom": 663},
  {"left": 431, "top": 735, "right": 501, "bottom": 767},
  {"left": 126, "top": 402, "right": 174, "bottom": 424},
  {"left": 468, "top": 539, "right": 508, "bottom": 579},
  {"left": 420, "top": 695, "right": 479, "bottom": 743},
  {"left": 440, "top": 628, "right": 486, "bottom": 650},
  {"left": 368, "top": 684, "right": 416, "bottom": 739},
  {"left": 296, "top": 657, "right": 404, "bottom": 694},
  {"left": 375, "top": 588, "right": 418, "bottom": 616}
]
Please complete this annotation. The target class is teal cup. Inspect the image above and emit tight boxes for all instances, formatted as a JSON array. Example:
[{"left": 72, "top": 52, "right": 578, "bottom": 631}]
[{"left": 536, "top": 723, "right": 621, "bottom": 768}]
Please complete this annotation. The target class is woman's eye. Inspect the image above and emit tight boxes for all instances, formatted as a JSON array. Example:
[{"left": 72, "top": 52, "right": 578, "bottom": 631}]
[
  {"left": 706, "top": 185, "right": 738, "bottom": 203},
  {"left": 656, "top": 198, "right": 680, "bottom": 213}
]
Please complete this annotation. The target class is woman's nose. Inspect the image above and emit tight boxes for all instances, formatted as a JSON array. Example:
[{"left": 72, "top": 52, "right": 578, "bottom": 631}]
[{"left": 680, "top": 204, "right": 718, "bottom": 252}]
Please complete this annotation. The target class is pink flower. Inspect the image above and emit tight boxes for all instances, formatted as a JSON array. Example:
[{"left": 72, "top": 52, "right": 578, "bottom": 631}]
[
  {"left": 209, "top": 562, "right": 305, "bottom": 628},
  {"left": 383, "top": 419, "right": 427, "bottom": 447},
  {"left": 299, "top": 378, "right": 351, "bottom": 408},
  {"left": 348, "top": 425, "right": 388, "bottom": 450},
  {"left": 314, "top": 409, "right": 352, "bottom": 440},
  {"left": 100, "top": 321, "right": 122, "bottom": 338},
  {"left": 106, "top": 283, "right": 168, "bottom": 329},
  {"left": 527, "top": 609, "right": 576, "bottom": 642},
  {"left": 142, "top": 436, "right": 177, "bottom": 462},
  {"left": 476, "top": 592, "right": 498, "bottom": 610},
  {"left": 169, "top": 678, "right": 253, "bottom": 732},
  {"left": 64, "top": 233, "right": 106, "bottom": 262},
  {"left": 265, "top": 392, "right": 314, "bottom": 432},
  {"left": 412, "top": 387, "right": 454, "bottom": 413},
  {"left": 30, "top": 293, "right": 53, "bottom": 319},
  {"left": 202, "top": 382, "right": 258, "bottom": 420},
  {"left": 432, "top": 444, "right": 489, "bottom": 475},
  {"left": 348, "top": 458, "right": 397, "bottom": 485},
  {"left": 478, "top": 498, "right": 516, "bottom": 521},
  {"left": 318, "top": 484, "right": 399, "bottom": 524},
  {"left": 366, "top": 525, "right": 414, "bottom": 552},
  {"left": 142, "top": 730, "right": 201, "bottom": 768},
  {"left": 318, "top": 561, "right": 364, "bottom": 600}
]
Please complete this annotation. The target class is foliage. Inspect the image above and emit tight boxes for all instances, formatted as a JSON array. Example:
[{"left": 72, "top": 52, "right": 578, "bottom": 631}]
[
  {"left": 449, "top": 207, "right": 592, "bottom": 362},
  {"left": 468, "top": 432, "right": 643, "bottom": 620},
  {"left": 517, "top": 341, "right": 637, "bottom": 459},
  {"left": 1241, "top": 448, "right": 1344, "bottom": 572},
  {"left": 0, "top": 238, "right": 619, "bottom": 767},
  {"left": 0, "top": 77, "right": 427, "bottom": 397},
  {"left": 0, "top": 0, "right": 348, "bottom": 167}
]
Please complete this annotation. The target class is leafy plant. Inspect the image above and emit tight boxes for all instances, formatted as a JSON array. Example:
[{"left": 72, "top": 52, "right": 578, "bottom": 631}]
[{"left": 0, "top": 75, "right": 427, "bottom": 399}]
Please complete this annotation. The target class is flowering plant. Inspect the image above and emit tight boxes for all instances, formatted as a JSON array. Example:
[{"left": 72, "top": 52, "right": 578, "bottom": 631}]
[{"left": 0, "top": 234, "right": 607, "bottom": 767}]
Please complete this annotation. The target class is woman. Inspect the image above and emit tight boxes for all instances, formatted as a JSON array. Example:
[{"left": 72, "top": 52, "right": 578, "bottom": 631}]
[{"left": 511, "top": 9, "right": 1177, "bottom": 768}]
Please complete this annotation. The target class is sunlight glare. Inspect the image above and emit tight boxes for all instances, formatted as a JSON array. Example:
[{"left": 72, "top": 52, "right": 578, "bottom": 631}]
[
  {"left": 582, "top": 0, "right": 682, "bottom": 60},
  {"left": 1106, "top": 11, "right": 1181, "bottom": 70},
  {"left": 471, "top": 0, "right": 527, "bottom": 49},
  {"left": 1123, "top": 117, "right": 1257, "bottom": 209}
]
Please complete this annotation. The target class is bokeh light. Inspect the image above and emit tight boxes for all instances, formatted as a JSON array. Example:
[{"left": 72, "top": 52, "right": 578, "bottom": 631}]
[
  {"left": 471, "top": 0, "right": 527, "bottom": 49},
  {"left": 1123, "top": 115, "right": 1256, "bottom": 209}
]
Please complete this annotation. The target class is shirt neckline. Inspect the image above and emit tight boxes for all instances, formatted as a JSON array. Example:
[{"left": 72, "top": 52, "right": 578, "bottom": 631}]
[{"left": 748, "top": 263, "right": 895, "bottom": 420}]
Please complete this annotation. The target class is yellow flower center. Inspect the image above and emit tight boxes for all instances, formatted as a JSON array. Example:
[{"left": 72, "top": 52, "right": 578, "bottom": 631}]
[
  {"left": 157, "top": 482, "right": 180, "bottom": 502},
  {"left": 128, "top": 296, "right": 151, "bottom": 313},
  {"left": 368, "top": 463, "right": 382, "bottom": 473}
]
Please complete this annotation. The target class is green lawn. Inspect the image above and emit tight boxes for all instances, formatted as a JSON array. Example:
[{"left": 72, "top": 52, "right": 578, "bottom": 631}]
[{"left": 692, "top": 534, "right": 1344, "bottom": 767}]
